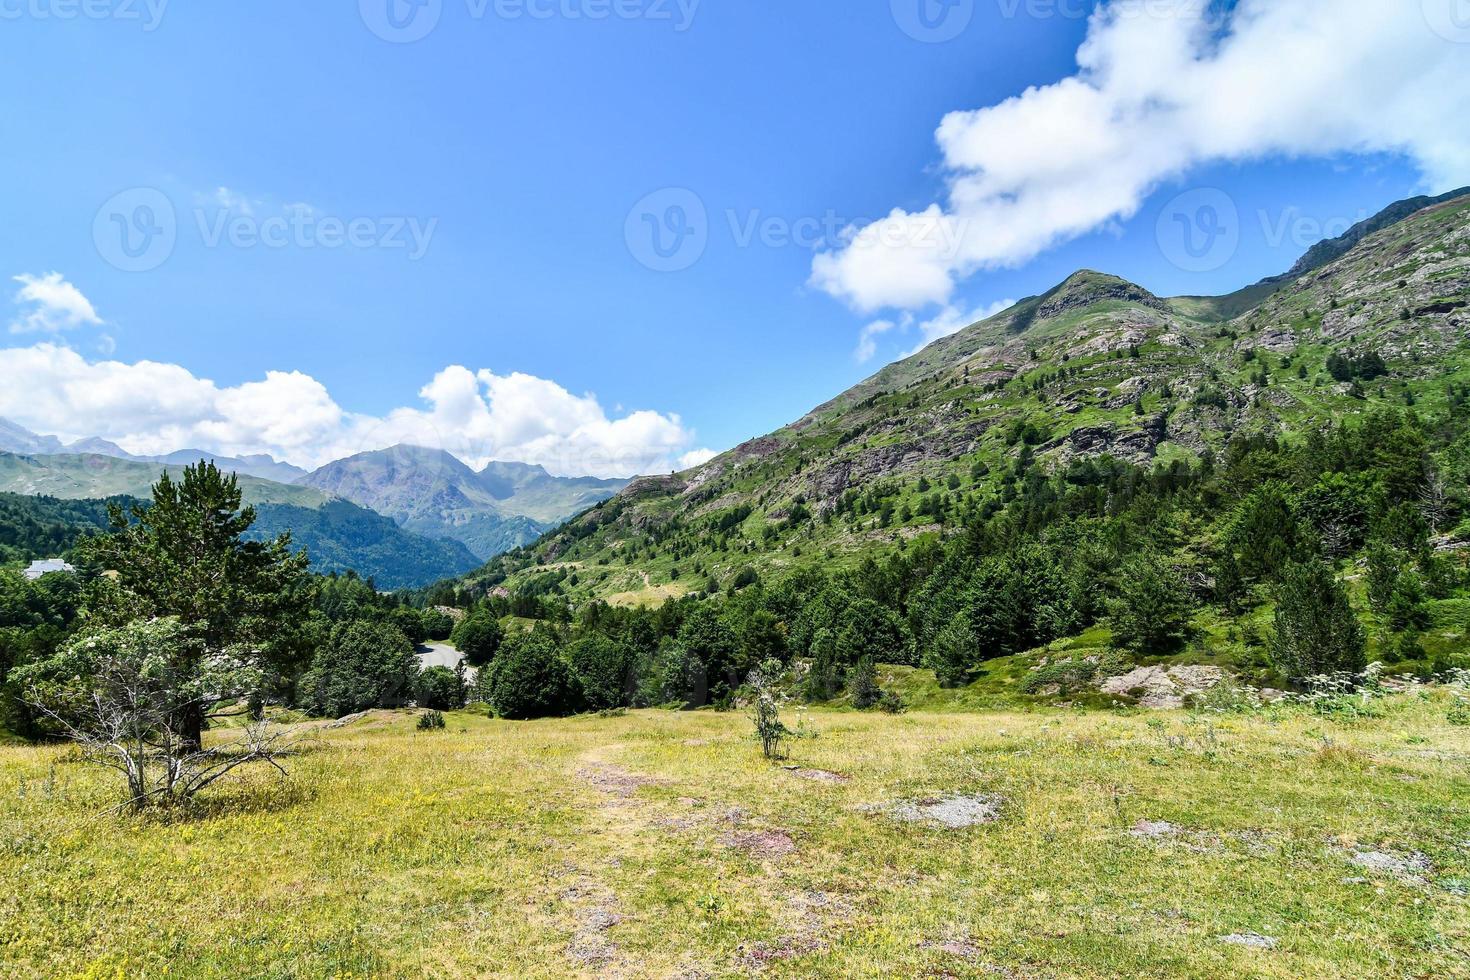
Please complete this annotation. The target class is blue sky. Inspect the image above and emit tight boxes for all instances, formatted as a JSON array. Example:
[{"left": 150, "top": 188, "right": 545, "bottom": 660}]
[{"left": 0, "top": 0, "right": 1464, "bottom": 475}]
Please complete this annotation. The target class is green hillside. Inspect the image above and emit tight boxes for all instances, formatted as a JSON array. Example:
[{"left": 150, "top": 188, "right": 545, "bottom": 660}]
[
  {"left": 455, "top": 193, "right": 1470, "bottom": 610},
  {"left": 0, "top": 452, "right": 330, "bottom": 509}
]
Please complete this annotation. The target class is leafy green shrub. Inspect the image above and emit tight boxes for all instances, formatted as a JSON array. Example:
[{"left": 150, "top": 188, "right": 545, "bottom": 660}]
[
  {"left": 299, "top": 620, "right": 418, "bottom": 718},
  {"left": 451, "top": 612, "right": 504, "bottom": 668},
  {"left": 414, "top": 665, "right": 464, "bottom": 711},
  {"left": 420, "top": 608, "right": 456, "bottom": 641},
  {"left": 567, "top": 634, "right": 636, "bottom": 711},
  {"left": 489, "top": 630, "right": 577, "bottom": 720},
  {"left": 416, "top": 710, "right": 446, "bottom": 731}
]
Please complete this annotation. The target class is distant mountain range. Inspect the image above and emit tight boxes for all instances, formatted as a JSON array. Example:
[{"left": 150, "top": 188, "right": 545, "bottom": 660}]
[
  {"left": 299, "top": 445, "right": 627, "bottom": 559},
  {"left": 0, "top": 454, "right": 481, "bottom": 590},
  {"left": 0, "top": 421, "right": 307, "bottom": 483},
  {"left": 0, "top": 419, "right": 631, "bottom": 582}
]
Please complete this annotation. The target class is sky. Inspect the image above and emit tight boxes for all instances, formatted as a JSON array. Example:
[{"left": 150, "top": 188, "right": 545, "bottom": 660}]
[{"left": 1, "top": 0, "right": 1468, "bottom": 477}]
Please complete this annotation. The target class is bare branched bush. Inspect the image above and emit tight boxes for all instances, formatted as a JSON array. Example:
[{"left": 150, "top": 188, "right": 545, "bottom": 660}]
[
  {"left": 747, "top": 661, "right": 792, "bottom": 760},
  {"left": 18, "top": 618, "right": 295, "bottom": 811}
]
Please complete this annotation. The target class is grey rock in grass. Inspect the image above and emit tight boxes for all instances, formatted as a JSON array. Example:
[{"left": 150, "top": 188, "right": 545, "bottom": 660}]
[{"left": 1219, "top": 932, "right": 1278, "bottom": 950}]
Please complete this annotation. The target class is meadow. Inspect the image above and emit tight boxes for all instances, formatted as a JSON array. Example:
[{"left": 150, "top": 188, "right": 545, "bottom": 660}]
[{"left": 2, "top": 692, "right": 1468, "bottom": 979}]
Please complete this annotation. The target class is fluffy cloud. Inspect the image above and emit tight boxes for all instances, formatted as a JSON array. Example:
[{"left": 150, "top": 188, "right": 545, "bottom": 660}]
[
  {"left": 0, "top": 344, "right": 712, "bottom": 478},
  {"left": 854, "top": 318, "right": 900, "bottom": 364},
  {"left": 855, "top": 298, "right": 1016, "bottom": 364},
  {"left": 813, "top": 0, "right": 1470, "bottom": 312},
  {"left": 9, "top": 273, "right": 103, "bottom": 334}
]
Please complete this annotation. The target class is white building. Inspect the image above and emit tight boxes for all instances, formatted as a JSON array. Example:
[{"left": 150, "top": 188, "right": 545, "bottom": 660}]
[{"left": 22, "top": 558, "right": 75, "bottom": 581}]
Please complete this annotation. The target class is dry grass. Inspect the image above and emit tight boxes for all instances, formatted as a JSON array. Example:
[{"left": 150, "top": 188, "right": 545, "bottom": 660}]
[{"left": 2, "top": 695, "right": 1468, "bottom": 978}]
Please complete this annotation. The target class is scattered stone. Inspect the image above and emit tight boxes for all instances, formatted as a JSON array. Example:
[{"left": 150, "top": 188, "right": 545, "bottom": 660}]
[
  {"left": 1130, "top": 819, "right": 1182, "bottom": 839},
  {"left": 577, "top": 765, "right": 662, "bottom": 799},
  {"left": 1349, "top": 850, "right": 1432, "bottom": 876},
  {"left": 885, "top": 794, "right": 1005, "bottom": 829},
  {"left": 1218, "top": 932, "right": 1278, "bottom": 950},
  {"left": 326, "top": 710, "right": 369, "bottom": 729},
  {"left": 782, "top": 766, "right": 850, "bottom": 784},
  {"left": 719, "top": 829, "right": 797, "bottom": 858},
  {"left": 1100, "top": 665, "right": 1224, "bottom": 709}
]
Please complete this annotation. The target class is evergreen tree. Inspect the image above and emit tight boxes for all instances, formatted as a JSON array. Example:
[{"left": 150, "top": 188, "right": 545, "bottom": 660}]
[
  {"left": 1109, "top": 554, "right": 1195, "bottom": 653},
  {"left": 79, "top": 462, "right": 310, "bottom": 749},
  {"left": 1269, "top": 560, "right": 1366, "bottom": 680},
  {"left": 924, "top": 614, "right": 975, "bottom": 688},
  {"left": 849, "top": 656, "right": 880, "bottom": 709}
]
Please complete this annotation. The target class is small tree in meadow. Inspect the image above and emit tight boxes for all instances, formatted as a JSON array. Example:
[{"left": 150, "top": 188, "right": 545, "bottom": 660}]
[
  {"left": 747, "top": 660, "right": 791, "bottom": 760},
  {"left": 849, "top": 657, "right": 881, "bottom": 709},
  {"left": 17, "top": 618, "right": 292, "bottom": 810}
]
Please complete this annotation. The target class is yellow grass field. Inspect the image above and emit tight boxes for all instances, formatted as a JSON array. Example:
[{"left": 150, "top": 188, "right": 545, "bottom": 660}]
[{"left": 2, "top": 695, "right": 1468, "bottom": 978}]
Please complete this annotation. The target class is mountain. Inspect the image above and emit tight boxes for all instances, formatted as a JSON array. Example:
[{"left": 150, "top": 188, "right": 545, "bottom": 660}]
[
  {"left": 0, "top": 457, "right": 479, "bottom": 588},
  {"left": 0, "top": 419, "right": 307, "bottom": 483},
  {"left": 464, "top": 189, "right": 1470, "bottom": 605},
  {"left": 299, "top": 445, "right": 627, "bottom": 560},
  {"left": 0, "top": 419, "right": 65, "bottom": 456},
  {"left": 0, "top": 452, "right": 328, "bottom": 508}
]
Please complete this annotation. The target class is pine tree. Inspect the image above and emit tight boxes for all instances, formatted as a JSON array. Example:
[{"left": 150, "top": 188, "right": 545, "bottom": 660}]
[
  {"left": 1269, "top": 560, "right": 1366, "bottom": 680},
  {"left": 1109, "top": 554, "right": 1195, "bottom": 653},
  {"left": 849, "top": 657, "right": 880, "bottom": 709},
  {"left": 924, "top": 614, "right": 975, "bottom": 688}
]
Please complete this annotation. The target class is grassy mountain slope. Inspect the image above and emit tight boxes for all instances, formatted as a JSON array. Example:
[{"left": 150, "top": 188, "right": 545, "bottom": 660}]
[
  {"left": 466, "top": 191, "right": 1470, "bottom": 606},
  {"left": 0, "top": 452, "right": 329, "bottom": 508},
  {"left": 300, "top": 445, "right": 625, "bottom": 559}
]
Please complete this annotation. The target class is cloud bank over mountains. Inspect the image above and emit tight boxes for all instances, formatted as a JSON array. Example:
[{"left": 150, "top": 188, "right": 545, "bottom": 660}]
[
  {"left": 1, "top": 276, "right": 711, "bottom": 479},
  {"left": 813, "top": 0, "right": 1470, "bottom": 313}
]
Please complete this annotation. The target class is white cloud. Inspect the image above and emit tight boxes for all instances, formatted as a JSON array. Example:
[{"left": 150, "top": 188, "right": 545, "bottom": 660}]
[
  {"left": 855, "top": 298, "right": 1016, "bottom": 364},
  {"left": 0, "top": 344, "right": 707, "bottom": 479},
  {"left": 854, "top": 318, "right": 900, "bottom": 364},
  {"left": 211, "top": 186, "right": 257, "bottom": 216},
  {"left": 812, "top": 0, "right": 1470, "bottom": 311},
  {"left": 677, "top": 448, "right": 718, "bottom": 470},
  {"left": 9, "top": 273, "right": 104, "bottom": 334}
]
